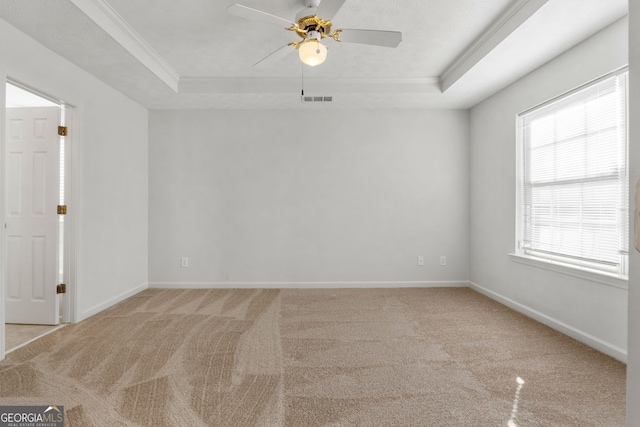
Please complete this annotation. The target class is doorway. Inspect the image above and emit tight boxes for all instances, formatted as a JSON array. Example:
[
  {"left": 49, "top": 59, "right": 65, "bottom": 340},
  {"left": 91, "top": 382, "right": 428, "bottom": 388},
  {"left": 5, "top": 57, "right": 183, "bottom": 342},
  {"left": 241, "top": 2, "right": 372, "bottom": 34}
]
[{"left": 3, "top": 81, "right": 72, "bottom": 353}]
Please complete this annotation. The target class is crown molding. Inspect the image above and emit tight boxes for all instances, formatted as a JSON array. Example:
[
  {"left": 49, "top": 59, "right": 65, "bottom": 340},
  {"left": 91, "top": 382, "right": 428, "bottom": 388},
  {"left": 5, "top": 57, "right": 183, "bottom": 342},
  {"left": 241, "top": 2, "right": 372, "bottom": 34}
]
[
  {"left": 440, "top": 0, "right": 549, "bottom": 92},
  {"left": 69, "top": 0, "right": 180, "bottom": 92},
  {"left": 178, "top": 77, "right": 441, "bottom": 94}
]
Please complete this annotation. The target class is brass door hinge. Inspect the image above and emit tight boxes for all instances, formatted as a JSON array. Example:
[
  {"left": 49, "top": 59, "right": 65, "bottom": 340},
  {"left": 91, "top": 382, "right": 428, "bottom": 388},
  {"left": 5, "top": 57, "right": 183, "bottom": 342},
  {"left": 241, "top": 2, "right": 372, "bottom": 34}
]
[
  {"left": 58, "top": 126, "right": 68, "bottom": 136},
  {"left": 56, "top": 284, "right": 67, "bottom": 294},
  {"left": 57, "top": 205, "right": 67, "bottom": 215}
]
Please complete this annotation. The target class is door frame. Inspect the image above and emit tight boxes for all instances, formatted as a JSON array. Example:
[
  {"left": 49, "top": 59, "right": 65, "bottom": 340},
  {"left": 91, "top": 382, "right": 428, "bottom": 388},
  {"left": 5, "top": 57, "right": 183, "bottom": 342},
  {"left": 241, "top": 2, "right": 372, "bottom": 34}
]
[{"left": 0, "top": 75, "right": 78, "bottom": 359}]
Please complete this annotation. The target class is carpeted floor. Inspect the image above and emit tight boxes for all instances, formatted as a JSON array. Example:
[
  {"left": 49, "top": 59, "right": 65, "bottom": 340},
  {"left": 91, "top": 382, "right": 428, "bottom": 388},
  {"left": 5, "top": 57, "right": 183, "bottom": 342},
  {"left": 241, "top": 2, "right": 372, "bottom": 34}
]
[
  {"left": 5, "top": 323, "right": 62, "bottom": 351},
  {"left": 0, "top": 287, "right": 626, "bottom": 426}
]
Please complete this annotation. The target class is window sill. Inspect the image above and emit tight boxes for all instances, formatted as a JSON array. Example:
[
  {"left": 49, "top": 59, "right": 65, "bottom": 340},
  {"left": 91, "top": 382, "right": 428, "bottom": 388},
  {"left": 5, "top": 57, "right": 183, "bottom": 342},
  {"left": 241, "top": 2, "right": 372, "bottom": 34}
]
[{"left": 508, "top": 253, "right": 628, "bottom": 290}]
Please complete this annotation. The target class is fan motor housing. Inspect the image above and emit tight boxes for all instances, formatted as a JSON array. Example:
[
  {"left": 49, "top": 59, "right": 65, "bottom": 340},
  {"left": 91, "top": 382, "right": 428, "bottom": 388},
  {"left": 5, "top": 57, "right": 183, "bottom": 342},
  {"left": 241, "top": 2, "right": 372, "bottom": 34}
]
[{"left": 293, "top": 15, "right": 333, "bottom": 40}]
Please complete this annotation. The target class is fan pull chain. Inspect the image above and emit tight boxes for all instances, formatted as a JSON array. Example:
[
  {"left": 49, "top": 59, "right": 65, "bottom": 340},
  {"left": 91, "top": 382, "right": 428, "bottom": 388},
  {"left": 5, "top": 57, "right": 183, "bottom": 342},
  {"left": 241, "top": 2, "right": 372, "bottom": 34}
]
[{"left": 301, "top": 62, "right": 305, "bottom": 100}]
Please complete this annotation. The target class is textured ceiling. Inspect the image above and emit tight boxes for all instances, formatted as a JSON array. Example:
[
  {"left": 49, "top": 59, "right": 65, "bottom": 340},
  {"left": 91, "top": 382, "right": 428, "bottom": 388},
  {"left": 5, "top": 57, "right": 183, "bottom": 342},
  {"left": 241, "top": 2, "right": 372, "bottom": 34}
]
[
  {"left": 105, "top": 0, "right": 512, "bottom": 79},
  {"left": 0, "top": 0, "right": 628, "bottom": 110}
]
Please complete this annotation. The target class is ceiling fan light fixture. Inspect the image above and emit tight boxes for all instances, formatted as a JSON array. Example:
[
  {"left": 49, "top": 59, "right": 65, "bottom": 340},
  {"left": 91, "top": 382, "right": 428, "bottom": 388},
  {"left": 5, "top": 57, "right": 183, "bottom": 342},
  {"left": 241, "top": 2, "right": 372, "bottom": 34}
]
[
  {"left": 299, "top": 39, "right": 327, "bottom": 66},
  {"left": 228, "top": 2, "right": 402, "bottom": 70}
]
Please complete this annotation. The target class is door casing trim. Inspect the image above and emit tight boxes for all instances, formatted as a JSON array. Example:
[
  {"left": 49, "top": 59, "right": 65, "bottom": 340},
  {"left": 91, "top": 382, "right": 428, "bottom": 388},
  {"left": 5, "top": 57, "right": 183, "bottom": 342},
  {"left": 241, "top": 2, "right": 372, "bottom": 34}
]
[{"left": 0, "top": 76, "right": 79, "bottom": 360}]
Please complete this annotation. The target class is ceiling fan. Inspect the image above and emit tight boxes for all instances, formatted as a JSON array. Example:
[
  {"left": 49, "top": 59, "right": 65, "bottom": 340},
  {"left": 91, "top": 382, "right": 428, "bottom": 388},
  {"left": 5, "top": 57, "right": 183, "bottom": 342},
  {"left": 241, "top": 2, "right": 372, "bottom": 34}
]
[{"left": 227, "top": 0, "right": 402, "bottom": 68}]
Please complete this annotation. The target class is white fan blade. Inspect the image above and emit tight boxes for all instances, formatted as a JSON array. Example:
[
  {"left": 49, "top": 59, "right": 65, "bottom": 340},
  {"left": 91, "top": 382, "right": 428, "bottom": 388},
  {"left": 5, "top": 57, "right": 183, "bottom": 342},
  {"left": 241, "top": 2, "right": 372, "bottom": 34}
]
[
  {"left": 336, "top": 29, "right": 402, "bottom": 47},
  {"left": 315, "top": 0, "right": 346, "bottom": 20},
  {"left": 253, "top": 44, "right": 296, "bottom": 69},
  {"left": 227, "top": 4, "right": 295, "bottom": 28}
]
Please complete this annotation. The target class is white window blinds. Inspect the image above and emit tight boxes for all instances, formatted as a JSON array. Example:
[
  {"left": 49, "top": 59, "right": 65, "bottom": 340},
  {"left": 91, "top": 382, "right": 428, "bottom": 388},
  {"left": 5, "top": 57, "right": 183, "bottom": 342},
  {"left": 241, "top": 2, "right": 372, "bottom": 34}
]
[{"left": 518, "top": 71, "right": 628, "bottom": 277}]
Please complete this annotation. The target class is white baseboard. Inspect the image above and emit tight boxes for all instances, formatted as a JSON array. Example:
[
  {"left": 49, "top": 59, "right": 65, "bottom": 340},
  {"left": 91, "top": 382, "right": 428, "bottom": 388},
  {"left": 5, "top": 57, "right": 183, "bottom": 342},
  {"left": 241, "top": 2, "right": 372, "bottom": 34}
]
[
  {"left": 148, "top": 280, "right": 469, "bottom": 289},
  {"left": 80, "top": 283, "right": 149, "bottom": 320},
  {"left": 469, "top": 281, "right": 627, "bottom": 363}
]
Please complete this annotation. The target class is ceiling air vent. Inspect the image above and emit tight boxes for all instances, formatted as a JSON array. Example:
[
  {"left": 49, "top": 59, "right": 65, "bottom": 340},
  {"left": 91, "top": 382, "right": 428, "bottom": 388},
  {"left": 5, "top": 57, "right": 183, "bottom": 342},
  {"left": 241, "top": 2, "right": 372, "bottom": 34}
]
[{"left": 301, "top": 96, "right": 333, "bottom": 103}]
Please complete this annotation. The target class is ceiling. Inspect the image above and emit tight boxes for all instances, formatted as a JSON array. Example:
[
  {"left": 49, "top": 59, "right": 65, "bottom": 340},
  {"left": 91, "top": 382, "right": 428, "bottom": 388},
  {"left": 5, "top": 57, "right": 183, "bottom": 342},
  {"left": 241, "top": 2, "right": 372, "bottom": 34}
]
[{"left": 0, "top": 0, "right": 628, "bottom": 110}]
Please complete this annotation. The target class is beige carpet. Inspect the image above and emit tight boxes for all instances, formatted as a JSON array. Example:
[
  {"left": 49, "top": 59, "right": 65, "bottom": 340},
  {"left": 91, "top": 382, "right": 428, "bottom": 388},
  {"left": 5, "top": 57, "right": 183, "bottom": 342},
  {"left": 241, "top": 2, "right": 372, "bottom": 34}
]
[
  {"left": 5, "top": 323, "right": 62, "bottom": 351},
  {"left": 0, "top": 288, "right": 626, "bottom": 426}
]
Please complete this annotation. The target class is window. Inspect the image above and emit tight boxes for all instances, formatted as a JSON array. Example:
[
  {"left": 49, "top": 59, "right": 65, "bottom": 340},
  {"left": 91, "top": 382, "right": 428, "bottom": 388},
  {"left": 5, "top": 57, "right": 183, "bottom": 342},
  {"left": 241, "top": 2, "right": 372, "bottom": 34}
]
[{"left": 516, "top": 70, "right": 628, "bottom": 278}]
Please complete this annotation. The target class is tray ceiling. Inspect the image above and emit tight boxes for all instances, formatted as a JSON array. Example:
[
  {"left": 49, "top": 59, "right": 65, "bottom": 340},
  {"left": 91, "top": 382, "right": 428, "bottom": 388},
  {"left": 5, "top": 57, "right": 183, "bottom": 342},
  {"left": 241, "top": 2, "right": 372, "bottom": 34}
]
[{"left": 0, "top": 0, "right": 628, "bottom": 109}]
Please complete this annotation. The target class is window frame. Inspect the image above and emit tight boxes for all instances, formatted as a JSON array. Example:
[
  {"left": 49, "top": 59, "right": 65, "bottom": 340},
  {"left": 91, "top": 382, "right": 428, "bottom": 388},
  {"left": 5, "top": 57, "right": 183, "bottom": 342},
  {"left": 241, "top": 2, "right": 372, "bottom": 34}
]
[{"left": 514, "top": 68, "right": 629, "bottom": 284}]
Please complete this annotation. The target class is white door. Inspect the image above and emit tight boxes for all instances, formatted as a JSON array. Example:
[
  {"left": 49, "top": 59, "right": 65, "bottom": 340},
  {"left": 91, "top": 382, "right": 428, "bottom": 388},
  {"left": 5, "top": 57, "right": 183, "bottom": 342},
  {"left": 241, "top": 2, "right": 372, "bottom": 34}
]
[{"left": 5, "top": 107, "right": 61, "bottom": 325}]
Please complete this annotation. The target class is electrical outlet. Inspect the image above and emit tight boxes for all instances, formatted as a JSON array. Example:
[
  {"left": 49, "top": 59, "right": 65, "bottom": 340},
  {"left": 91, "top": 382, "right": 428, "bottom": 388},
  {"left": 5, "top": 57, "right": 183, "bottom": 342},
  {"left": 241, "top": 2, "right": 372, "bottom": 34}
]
[
  {"left": 440, "top": 256, "right": 447, "bottom": 266},
  {"left": 417, "top": 256, "right": 424, "bottom": 266},
  {"left": 181, "top": 257, "right": 188, "bottom": 268}
]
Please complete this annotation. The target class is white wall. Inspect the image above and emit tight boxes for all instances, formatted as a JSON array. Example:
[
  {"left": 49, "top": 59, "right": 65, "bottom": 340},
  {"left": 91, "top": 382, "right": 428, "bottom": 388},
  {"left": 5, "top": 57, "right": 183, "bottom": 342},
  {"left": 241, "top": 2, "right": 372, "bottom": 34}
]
[
  {"left": 149, "top": 109, "right": 469, "bottom": 287},
  {"left": 469, "top": 18, "right": 629, "bottom": 361},
  {"left": 627, "top": 2, "right": 640, "bottom": 424},
  {"left": 0, "top": 18, "right": 149, "bottom": 327}
]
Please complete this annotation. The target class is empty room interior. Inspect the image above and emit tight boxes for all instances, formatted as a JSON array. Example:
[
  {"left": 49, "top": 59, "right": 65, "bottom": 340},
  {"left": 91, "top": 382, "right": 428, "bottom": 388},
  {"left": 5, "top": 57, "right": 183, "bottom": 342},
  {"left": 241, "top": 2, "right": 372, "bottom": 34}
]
[{"left": 1, "top": 0, "right": 640, "bottom": 425}]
